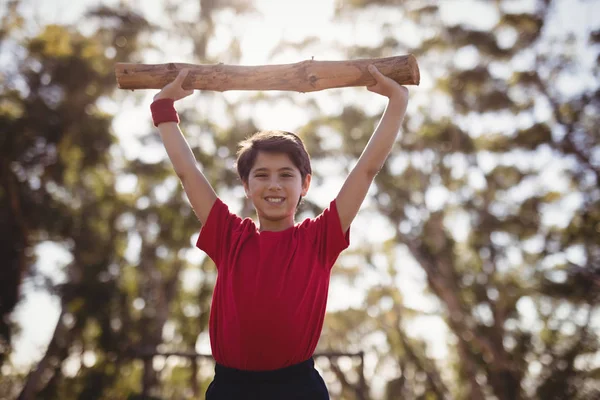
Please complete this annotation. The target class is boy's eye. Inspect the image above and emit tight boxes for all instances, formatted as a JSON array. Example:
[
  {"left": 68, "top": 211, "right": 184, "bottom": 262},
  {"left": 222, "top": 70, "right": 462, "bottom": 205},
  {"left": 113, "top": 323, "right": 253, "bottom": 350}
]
[{"left": 281, "top": 174, "right": 293, "bottom": 178}]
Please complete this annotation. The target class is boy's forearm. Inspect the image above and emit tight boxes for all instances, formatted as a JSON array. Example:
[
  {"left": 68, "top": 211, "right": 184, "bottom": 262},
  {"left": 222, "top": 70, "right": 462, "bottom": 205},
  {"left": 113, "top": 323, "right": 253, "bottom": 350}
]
[
  {"left": 356, "top": 94, "right": 407, "bottom": 175},
  {"left": 157, "top": 122, "right": 198, "bottom": 179}
]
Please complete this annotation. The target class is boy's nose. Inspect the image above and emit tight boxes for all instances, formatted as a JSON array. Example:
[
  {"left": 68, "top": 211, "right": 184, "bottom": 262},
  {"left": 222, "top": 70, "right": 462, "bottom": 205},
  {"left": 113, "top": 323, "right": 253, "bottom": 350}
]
[{"left": 268, "top": 179, "right": 282, "bottom": 190}]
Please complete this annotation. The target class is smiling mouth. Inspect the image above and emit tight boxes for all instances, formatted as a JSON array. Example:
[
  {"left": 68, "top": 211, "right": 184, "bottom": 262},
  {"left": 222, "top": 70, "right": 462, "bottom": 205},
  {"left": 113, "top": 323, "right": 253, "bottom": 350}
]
[{"left": 265, "top": 197, "right": 285, "bottom": 204}]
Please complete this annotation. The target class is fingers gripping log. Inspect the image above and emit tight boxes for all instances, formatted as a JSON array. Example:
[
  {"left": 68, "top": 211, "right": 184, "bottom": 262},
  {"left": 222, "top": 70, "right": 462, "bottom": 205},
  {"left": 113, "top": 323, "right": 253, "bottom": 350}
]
[{"left": 115, "top": 55, "right": 419, "bottom": 92}]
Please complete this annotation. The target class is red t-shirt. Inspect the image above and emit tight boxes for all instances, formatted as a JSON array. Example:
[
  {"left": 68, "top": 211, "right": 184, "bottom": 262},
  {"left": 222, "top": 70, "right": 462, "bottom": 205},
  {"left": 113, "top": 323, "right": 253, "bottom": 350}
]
[{"left": 196, "top": 198, "right": 350, "bottom": 371}]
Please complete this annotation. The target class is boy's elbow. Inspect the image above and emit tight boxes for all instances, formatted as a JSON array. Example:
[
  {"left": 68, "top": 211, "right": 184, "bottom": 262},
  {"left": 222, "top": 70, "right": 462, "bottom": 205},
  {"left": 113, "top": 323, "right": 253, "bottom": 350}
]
[
  {"left": 352, "top": 158, "right": 384, "bottom": 181},
  {"left": 174, "top": 164, "right": 197, "bottom": 183},
  {"left": 364, "top": 164, "right": 383, "bottom": 179},
  {"left": 173, "top": 167, "right": 187, "bottom": 181},
  {"left": 172, "top": 157, "right": 200, "bottom": 181}
]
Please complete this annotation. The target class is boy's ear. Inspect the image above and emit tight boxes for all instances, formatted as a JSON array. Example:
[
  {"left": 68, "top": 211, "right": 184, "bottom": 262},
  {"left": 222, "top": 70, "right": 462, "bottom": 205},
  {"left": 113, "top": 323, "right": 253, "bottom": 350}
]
[{"left": 301, "top": 174, "right": 311, "bottom": 196}]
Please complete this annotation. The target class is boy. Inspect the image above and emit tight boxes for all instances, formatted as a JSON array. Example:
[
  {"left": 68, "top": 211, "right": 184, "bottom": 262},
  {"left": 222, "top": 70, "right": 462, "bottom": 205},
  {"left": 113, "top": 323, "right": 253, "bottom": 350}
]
[{"left": 150, "top": 65, "right": 408, "bottom": 399}]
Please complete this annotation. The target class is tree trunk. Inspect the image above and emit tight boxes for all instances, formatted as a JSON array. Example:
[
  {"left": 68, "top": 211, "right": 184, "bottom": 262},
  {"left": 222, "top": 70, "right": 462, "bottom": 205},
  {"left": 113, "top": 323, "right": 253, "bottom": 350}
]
[
  {"left": 137, "top": 240, "right": 184, "bottom": 397},
  {"left": 0, "top": 163, "right": 29, "bottom": 365},
  {"left": 18, "top": 308, "right": 70, "bottom": 400}
]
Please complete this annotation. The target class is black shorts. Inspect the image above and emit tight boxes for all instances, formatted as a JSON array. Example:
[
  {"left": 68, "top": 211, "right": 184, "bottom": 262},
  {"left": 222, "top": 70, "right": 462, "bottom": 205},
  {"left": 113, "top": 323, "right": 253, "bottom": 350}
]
[{"left": 206, "top": 358, "right": 330, "bottom": 400}]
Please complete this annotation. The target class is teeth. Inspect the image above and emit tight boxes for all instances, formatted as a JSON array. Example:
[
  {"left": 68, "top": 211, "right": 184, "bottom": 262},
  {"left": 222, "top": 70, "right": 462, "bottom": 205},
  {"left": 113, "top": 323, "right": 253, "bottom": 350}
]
[{"left": 266, "top": 197, "right": 284, "bottom": 203}]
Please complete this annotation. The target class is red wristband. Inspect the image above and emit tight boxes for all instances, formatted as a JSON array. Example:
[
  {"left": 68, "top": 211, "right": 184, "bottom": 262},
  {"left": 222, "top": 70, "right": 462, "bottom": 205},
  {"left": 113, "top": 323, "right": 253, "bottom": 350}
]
[{"left": 151, "top": 98, "right": 179, "bottom": 127}]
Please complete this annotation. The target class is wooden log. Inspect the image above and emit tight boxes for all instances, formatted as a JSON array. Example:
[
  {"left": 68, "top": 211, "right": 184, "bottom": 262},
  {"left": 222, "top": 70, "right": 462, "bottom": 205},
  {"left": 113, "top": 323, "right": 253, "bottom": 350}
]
[{"left": 115, "top": 55, "right": 419, "bottom": 92}]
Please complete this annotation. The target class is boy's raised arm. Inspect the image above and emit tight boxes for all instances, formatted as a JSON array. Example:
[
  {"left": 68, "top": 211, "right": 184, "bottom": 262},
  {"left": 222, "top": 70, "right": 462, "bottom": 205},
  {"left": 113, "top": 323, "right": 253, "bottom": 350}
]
[
  {"left": 335, "top": 65, "right": 409, "bottom": 234},
  {"left": 153, "top": 70, "right": 217, "bottom": 225}
]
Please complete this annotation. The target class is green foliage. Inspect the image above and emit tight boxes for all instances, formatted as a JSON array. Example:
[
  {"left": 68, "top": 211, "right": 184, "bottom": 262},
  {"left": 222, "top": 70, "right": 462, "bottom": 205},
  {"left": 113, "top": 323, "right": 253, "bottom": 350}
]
[
  {"left": 2, "top": 0, "right": 599, "bottom": 399},
  {"left": 311, "top": 0, "right": 600, "bottom": 398}
]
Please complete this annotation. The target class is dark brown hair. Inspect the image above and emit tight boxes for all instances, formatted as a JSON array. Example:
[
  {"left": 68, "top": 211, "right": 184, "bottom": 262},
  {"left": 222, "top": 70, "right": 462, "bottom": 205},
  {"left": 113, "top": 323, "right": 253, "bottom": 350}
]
[{"left": 236, "top": 130, "right": 312, "bottom": 184}]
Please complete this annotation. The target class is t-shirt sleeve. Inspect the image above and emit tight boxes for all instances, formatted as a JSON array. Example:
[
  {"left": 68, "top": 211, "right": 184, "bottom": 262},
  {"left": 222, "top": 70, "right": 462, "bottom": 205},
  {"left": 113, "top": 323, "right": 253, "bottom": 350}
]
[
  {"left": 196, "top": 198, "right": 243, "bottom": 268},
  {"left": 309, "top": 199, "right": 351, "bottom": 270}
]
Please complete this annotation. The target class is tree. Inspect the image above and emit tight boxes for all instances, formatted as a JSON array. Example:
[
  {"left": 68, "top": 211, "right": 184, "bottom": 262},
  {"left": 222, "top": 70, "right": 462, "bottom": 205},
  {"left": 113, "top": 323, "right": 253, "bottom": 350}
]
[
  {"left": 0, "top": 3, "right": 153, "bottom": 398},
  {"left": 2, "top": 0, "right": 259, "bottom": 398},
  {"left": 3, "top": 0, "right": 598, "bottom": 399},
  {"left": 301, "top": 0, "right": 600, "bottom": 398}
]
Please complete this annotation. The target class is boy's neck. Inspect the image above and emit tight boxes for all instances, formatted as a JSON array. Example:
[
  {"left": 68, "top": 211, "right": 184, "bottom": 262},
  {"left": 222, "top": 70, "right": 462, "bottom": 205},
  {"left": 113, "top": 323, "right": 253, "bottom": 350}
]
[{"left": 258, "top": 217, "right": 296, "bottom": 232}]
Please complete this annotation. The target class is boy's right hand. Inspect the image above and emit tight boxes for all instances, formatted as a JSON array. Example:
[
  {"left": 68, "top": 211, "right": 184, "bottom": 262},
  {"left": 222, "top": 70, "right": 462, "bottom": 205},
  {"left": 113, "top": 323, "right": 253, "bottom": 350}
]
[{"left": 153, "top": 69, "right": 194, "bottom": 102}]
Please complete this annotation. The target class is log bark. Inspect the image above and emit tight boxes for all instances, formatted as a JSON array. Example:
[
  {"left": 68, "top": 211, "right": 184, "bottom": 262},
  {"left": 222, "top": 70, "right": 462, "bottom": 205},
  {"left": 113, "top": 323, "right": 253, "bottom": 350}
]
[{"left": 115, "top": 55, "right": 420, "bottom": 92}]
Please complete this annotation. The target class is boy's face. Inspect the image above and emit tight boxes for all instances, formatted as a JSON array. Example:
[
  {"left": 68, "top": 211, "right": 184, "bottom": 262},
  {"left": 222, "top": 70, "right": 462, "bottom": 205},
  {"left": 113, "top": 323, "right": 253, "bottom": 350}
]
[{"left": 243, "top": 151, "right": 311, "bottom": 230}]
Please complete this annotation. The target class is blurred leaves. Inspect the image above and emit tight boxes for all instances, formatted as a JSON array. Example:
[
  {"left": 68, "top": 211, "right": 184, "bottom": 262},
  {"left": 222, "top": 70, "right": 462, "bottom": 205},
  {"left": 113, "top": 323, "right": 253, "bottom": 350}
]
[{"left": 1, "top": 0, "right": 599, "bottom": 399}]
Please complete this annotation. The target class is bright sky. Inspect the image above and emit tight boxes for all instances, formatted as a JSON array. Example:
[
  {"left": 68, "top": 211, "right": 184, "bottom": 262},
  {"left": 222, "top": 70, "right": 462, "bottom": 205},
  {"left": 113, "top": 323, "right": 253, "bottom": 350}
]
[{"left": 7, "top": 0, "right": 600, "bottom": 396}]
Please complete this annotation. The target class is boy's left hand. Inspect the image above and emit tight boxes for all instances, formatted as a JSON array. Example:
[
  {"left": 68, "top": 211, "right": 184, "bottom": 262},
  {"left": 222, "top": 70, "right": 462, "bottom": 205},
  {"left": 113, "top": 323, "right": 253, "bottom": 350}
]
[{"left": 367, "top": 64, "right": 408, "bottom": 102}]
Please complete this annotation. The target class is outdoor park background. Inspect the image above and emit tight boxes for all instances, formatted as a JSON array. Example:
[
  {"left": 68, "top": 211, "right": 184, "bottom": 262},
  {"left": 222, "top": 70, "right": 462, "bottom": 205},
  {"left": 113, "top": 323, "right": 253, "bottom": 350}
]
[{"left": 1, "top": 0, "right": 599, "bottom": 398}]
